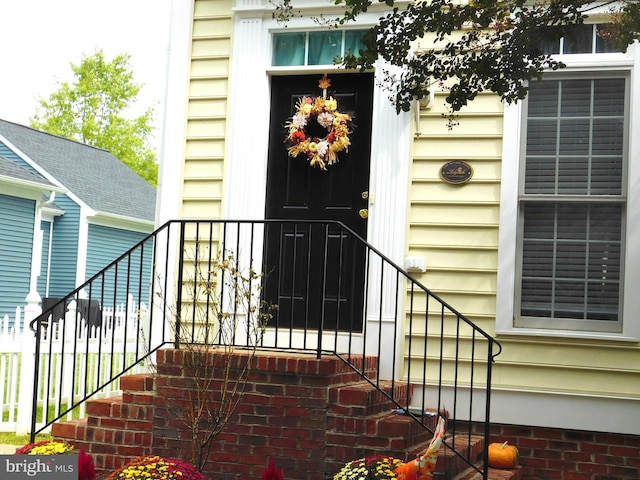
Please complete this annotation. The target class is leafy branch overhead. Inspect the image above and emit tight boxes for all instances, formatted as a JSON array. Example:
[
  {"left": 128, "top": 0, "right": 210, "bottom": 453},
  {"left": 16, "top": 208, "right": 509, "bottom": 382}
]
[
  {"left": 277, "top": 0, "right": 640, "bottom": 113},
  {"left": 30, "top": 50, "right": 158, "bottom": 185}
]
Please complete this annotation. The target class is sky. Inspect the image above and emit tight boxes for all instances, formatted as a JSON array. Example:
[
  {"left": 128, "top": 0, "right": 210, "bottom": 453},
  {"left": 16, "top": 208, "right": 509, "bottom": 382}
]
[{"left": 0, "top": 0, "right": 172, "bottom": 151}]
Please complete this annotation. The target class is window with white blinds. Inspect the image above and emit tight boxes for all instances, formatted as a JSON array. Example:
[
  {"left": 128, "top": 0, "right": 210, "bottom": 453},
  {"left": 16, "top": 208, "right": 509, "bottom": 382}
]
[{"left": 515, "top": 76, "right": 627, "bottom": 331}]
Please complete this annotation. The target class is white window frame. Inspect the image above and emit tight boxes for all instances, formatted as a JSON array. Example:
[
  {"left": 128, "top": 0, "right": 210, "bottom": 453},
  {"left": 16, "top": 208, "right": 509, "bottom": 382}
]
[{"left": 497, "top": 43, "right": 640, "bottom": 340}]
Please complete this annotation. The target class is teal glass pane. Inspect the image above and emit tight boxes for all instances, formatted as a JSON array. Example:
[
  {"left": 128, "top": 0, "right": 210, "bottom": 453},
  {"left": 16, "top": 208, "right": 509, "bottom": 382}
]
[
  {"left": 273, "top": 32, "right": 306, "bottom": 66},
  {"left": 345, "top": 30, "right": 367, "bottom": 58},
  {"left": 308, "top": 31, "right": 342, "bottom": 65}
]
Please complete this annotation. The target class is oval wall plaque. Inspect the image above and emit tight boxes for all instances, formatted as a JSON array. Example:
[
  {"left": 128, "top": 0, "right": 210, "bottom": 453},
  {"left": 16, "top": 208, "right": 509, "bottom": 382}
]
[{"left": 440, "top": 160, "right": 473, "bottom": 185}]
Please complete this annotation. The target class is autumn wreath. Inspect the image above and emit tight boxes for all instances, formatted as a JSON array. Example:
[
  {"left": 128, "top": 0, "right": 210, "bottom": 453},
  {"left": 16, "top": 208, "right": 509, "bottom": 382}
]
[{"left": 285, "top": 75, "right": 353, "bottom": 170}]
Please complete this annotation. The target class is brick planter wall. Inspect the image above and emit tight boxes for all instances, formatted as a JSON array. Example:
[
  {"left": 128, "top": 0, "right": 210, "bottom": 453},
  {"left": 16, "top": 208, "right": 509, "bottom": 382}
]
[
  {"left": 52, "top": 348, "right": 640, "bottom": 480},
  {"left": 151, "top": 348, "right": 383, "bottom": 480},
  {"left": 482, "top": 423, "right": 640, "bottom": 480}
]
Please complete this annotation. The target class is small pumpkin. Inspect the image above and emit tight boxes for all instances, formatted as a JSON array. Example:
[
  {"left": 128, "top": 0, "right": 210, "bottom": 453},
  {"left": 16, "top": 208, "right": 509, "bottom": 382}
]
[{"left": 487, "top": 441, "right": 519, "bottom": 469}]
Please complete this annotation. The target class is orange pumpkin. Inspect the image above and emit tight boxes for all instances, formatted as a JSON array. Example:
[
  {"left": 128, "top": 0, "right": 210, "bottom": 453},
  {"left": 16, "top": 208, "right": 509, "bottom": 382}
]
[{"left": 487, "top": 441, "right": 519, "bottom": 469}]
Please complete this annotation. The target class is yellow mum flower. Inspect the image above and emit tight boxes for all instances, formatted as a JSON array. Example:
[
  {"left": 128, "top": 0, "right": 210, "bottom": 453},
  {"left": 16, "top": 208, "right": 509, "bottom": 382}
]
[{"left": 300, "top": 103, "right": 313, "bottom": 116}]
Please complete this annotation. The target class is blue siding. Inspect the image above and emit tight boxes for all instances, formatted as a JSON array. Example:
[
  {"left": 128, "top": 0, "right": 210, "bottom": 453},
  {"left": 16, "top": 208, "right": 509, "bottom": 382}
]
[
  {"left": 0, "top": 194, "right": 35, "bottom": 320},
  {"left": 86, "top": 225, "right": 153, "bottom": 308},
  {"left": 0, "top": 141, "right": 37, "bottom": 172},
  {"left": 37, "top": 220, "right": 52, "bottom": 297},
  {"left": 48, "top": 195, "right": 80, "bottom": 297}
]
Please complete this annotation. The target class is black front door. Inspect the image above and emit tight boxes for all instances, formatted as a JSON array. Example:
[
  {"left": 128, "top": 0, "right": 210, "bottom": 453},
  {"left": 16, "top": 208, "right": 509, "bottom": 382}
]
[{"left": 264, "top": 73, "right": 374, "bottom": 331}]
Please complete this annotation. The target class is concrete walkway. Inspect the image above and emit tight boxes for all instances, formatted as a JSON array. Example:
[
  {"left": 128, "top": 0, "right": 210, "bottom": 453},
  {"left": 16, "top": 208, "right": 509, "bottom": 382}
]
[{"left": 0, "top": 444, "right": 18, "bottom": 454}]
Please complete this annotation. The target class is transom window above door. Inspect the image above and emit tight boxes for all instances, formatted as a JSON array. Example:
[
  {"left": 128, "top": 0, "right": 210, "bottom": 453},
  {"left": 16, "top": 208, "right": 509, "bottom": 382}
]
[{"left": 272, "top": 30, "right": 367, "bottom": 66}]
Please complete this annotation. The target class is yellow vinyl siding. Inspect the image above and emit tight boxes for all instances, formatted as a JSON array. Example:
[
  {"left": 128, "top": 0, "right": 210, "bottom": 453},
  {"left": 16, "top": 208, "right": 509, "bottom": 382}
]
[
  {"left": 408, "top": 85, "right": 640, "bottom": 400},
  {"left": 185, "top": 138, "right": 226, "bottom": 159},
  {"left": 181, "top": 199, "right": 223, "bottom": 221},
  {"left": 189, "top": 78, "right": 229, "bottom": 98},
  {"left": 409, "top": 203, "right": 500, "bottom": 227},
  {"left": 178, "top": 3, "right": 640, "bottom": 407},
  {"left": 491, "top": 337, "right": 640, "bottom": 397},
  {"left": 412, "top": 160, "right": 502, "bottom": 181},
  {"left": 183, "top": 158, "right": 224, "bottom": 179},
  {"left": 405, "top": 89, "right": 503, "bottom": 382},
  {"left": 492, "top": 360, "right": 640, "bottom": 398},
  {"left": 191, "top": 57, "right": 232, "bottom": 77},
  {"left": 186, "top": 118, "right": 227, "bottom": 138},
  {"left": 407, "top": 245, "right": 498, "bottom": 271},
  {"left": 188, "top": 98, "right": 227, "bottom": 118},
  {"left": 412, "top": 182, "right": 501, "bottom": 203},
  {"left": 181, "top": 0, "right": 232, "bottom": 220}
]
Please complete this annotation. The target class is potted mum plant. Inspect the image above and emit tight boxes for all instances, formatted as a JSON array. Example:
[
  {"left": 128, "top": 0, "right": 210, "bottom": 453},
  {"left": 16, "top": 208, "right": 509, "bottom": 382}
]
[
  {"left": 106, "top": 455, "right": 208, "bottom": 480},
  {"left": 16, "top": 440, "right": 95, "bottom": 480}
]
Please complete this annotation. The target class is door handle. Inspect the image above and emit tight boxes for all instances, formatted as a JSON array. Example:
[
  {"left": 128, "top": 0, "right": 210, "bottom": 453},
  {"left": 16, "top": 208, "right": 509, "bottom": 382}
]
[{"left": 359, "top": 209, "right": 368, "bottom": 219}]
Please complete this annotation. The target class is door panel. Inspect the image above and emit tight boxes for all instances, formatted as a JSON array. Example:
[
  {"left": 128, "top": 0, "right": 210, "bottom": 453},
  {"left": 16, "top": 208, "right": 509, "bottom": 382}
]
[{"left": 264, "top": 73, "right": 374, "bottom": 331}]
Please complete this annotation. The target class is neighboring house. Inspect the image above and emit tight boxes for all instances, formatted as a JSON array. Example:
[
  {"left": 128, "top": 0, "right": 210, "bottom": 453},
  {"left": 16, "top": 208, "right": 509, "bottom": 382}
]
[
  {"left": 157, "top": 0, "right": 639, "bottom": 448},
  {"left": 0, "top": 119, "right": 157, "bottom": 324}
]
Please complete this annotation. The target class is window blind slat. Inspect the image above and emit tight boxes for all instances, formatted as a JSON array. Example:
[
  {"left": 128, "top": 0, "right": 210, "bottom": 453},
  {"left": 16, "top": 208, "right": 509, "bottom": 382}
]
[{"left": 520, "top": 201, "right": 622, "bottom": 322}]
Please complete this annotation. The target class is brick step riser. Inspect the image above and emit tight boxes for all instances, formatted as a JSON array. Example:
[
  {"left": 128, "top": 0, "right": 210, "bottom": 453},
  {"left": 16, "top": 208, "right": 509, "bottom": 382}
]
[
  {"left": 52, "top": 373, "right": 157, "bottom": 473},
  {"left": 330, "top": 381, "right": 411, "bottom": 416},
  {"left": 455, "top": 466, "right": 522, "bottom": 480}
]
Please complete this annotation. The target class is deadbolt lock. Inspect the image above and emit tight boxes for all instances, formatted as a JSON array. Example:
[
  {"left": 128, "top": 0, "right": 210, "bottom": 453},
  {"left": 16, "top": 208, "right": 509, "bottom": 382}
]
[
  {"left": 361, "top": 191, "right": 369, "bottom": 200},
  {"left": 359, "top": 209, "right": 369, "bottom": 219}
]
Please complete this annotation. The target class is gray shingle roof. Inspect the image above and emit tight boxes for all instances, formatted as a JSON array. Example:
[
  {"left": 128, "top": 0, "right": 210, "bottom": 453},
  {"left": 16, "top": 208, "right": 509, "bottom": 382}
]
[
  {"left": 0, "top": 155, "right": 54, "bottom": 187},
  {"left": 0, "top": 119, "right": 156, "bottom": 222}
]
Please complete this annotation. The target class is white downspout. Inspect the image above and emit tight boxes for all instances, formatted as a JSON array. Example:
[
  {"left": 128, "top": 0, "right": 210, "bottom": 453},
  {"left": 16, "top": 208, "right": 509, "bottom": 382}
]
[
  {"left": 17, "top": 192, "right": 56, "bottom": 436},
  {"left": 25, "top": 192, "right": 56, "bottom": 314}
]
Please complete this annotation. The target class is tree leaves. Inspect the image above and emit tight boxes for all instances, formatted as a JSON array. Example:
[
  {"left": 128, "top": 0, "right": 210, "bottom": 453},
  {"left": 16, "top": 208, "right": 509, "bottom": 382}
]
[
  {"left": 30, "top": 50, "right": 158, "bottom": 186},
  {"left": 278, "top": 0, "right": 639, "bottom": 115}
]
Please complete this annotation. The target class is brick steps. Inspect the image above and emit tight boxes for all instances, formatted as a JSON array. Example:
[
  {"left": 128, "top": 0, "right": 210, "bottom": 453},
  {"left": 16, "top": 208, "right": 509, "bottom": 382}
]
[
  {"left": 456, "top": 466, "right": 522, "bottom": 480},
  {"left": 48, "top": 351, "right": 516, "bottom": 480},
  {"left": 51, "top": 373, "right": 156, "bottom": 473},
  {"left": 438, "top": 434, "right": 520, "bottom": 480},
  {"left": 327, "top": 378, "right": 443, "bottom": 474},
  {"left": 328, "top": 378, "right": 520, "bottom": 480}
]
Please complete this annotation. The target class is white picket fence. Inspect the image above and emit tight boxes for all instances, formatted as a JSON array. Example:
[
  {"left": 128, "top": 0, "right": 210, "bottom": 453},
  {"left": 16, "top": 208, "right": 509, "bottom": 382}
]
[{"left": 0, "top": 295, "right": 152, "bottom": 435}]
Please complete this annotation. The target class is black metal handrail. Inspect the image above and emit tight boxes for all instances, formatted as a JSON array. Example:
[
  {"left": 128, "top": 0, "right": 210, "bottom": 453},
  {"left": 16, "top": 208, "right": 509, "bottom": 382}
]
[{"left": 29, "top": 219, "right": 501, "bottom": 479}]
